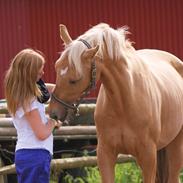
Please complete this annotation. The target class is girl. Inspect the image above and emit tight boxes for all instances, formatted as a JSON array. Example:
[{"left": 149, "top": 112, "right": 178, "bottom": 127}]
[{"left": 4, "top": 48, "right": 62, "bottom": 183}]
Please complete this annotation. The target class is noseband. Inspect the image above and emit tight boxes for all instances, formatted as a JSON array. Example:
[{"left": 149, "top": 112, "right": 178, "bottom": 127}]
[{"left": 51, "top": 39, "right": 96, "bottom": 116}]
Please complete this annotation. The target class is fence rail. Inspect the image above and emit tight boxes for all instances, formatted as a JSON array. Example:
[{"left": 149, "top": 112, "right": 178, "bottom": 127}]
[
  {"left": 0, "top": 154, "right": 135, "bottom": 175},
  {"left": 0, "top": 102, "right": 96, "bottom": 140},
  {"left": 0, "top": 118, "right": 97, "bottom": 140}
]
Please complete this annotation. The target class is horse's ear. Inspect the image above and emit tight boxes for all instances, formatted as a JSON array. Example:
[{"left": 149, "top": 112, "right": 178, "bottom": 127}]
[
  {"left": 83, "top": 45, "right": 99, "bottom": 59},
  {"left": 59, "top": 24, "right": 72, "bottom": 45}
]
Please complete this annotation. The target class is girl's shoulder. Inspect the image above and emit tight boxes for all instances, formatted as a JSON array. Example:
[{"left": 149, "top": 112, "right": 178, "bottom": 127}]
[{"left": 16, "top": 97, "right": 39, "bottom": 118}]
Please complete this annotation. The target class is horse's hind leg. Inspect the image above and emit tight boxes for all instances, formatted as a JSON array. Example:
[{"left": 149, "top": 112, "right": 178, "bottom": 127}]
[{"left": 165, "top": 127, "right": 183, "bottom": 183}]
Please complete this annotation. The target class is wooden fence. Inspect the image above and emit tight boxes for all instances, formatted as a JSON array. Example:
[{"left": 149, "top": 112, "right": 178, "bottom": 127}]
[
  {"left": 0, "top": 101, "right": 135, "bottom": 180},
  {"left": 0, "top": 154, "right": 134, "bottom": 175}
]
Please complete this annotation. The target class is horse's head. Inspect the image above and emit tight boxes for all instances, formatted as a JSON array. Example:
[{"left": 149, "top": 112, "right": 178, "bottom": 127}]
[{"left": 49, "top": 24, "right": 99, "bottom": 121}]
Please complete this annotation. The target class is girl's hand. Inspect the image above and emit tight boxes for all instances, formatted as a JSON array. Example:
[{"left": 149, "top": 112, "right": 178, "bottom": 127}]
[
  {"left": 49, "top": 118, "right": 63, "bottom": 133},
  {"left": 55, "top": 120, "right": 63, "bottom": 129}
]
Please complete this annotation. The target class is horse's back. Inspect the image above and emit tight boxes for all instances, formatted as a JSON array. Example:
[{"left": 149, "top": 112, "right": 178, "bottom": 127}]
[
  {"left": 137, "top": 49, "right": 183, "bottom": 77},
  {"left": 136, "top": 49, "right": 183, "bottom": 100}
]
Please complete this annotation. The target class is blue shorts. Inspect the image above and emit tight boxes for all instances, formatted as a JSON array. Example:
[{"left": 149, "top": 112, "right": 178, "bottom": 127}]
[{"left": 15, "top": 149, "right": 51, "bottom": 183}]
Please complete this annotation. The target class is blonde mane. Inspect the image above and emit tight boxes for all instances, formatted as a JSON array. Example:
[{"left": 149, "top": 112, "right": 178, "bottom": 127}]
[{"left": 61, "top": 23, "right": 134, "bottom": 75}]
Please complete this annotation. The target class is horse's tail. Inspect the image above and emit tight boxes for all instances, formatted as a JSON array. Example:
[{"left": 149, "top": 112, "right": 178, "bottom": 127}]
[{"left": 155, "top": 148, "right": 169, "bottom": 183}]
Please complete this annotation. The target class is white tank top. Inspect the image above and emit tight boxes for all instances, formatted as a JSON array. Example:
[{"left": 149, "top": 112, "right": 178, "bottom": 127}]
[{"left": 12, "top": 99, "right": 53, "bottom": 154}]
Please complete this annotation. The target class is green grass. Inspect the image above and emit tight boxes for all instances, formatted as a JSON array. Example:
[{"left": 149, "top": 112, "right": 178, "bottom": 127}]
[
  {"left": 82, "top": 162, "right": 142, "bottom": 183},
  {"left": 50, "top": 162, "right": 183, "bottom": 183}
]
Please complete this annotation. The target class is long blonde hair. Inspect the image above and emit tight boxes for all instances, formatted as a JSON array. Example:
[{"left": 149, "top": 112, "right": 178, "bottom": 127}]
[{"left": 4, "top": 48, "right": 45, "bottom": 116}]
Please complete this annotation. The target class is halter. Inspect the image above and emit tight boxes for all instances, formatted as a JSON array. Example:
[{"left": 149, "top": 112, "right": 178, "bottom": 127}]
[{"left": 51, "top": 39, "right": 97, "bottom": 116}]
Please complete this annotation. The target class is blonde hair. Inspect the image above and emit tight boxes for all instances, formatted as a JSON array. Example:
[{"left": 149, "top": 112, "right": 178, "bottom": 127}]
[{"left": 4, "top": 48, "right": 45, "bottom": 116}]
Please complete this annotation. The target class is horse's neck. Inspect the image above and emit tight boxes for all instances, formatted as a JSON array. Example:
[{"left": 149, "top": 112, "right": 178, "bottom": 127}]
[{"left": 99, "top": 59, "right": 134, "bottom": 110}]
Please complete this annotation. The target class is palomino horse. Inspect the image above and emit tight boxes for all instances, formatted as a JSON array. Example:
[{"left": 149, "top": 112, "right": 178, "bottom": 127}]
[{"left": 49, "top": 23, "right": 183, "bottom": 183}]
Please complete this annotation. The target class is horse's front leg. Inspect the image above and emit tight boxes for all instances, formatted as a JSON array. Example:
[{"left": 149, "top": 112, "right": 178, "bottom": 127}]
[
  {"left": 97, "top": 141, "right": 118, "bottom": 183},
  {"left": 136, "top": 142, "right": 157, "bottom": 183}
]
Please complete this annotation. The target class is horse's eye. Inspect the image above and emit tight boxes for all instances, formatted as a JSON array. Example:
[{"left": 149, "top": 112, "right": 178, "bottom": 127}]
[
  {"left": 69, "top": 77, "right": 82, "bottom": 85},
  {"left": 69, "top": 80, "right": 77, "bottom": 84}
]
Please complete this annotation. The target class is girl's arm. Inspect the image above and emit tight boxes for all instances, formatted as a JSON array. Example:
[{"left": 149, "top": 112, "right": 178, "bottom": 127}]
[{"left": 25, "top": 109, "right": 61, "bottom": 140}]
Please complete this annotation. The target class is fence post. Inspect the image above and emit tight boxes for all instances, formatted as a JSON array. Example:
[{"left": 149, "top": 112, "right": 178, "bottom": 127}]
[{"left": 0, "top": 156, "right": 7, "bottom": 183}]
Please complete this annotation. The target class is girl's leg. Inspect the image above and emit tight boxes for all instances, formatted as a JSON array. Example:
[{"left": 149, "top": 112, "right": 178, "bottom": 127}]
[{"left": 15, "top": 149, "right": 51, "bottom": 183}]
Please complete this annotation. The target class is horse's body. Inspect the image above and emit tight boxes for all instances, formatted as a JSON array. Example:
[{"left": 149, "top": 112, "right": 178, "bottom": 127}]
[{"left": 49, "top": 23, "right": 183, "bottom": 183}]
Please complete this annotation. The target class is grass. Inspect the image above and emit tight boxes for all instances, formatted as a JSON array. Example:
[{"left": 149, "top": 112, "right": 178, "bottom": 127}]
[
  {"left": 50, "top": 162, "right": 142, "bottom": 183},
  {"left": 50, "top": 162, "right": 183, "bottom": 183}
]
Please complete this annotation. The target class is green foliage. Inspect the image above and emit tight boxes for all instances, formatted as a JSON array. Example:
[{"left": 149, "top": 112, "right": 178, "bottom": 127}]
[
  {"left": 114, "top": 163, "right": 142, "bottom": 183},
  {"left": 54, "top": 162, "right": 142, "bottom": 183},
  {"left": 84, "top": 166, "right": 101, "bottom": 183},
  {"left": 180, "top": 169, "right": 183, "bottom": 182},
  {"left": 63, "top": 174, "right": 86, "bottom": 183},
  {"left": 50, "top": 163, "right": 183, "bottom": 183}
]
